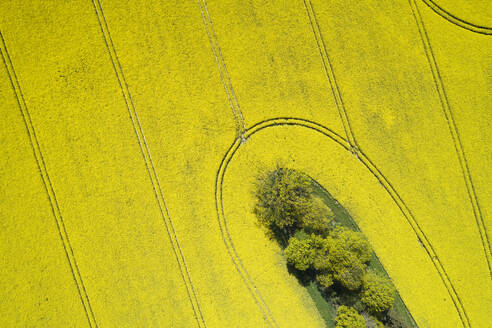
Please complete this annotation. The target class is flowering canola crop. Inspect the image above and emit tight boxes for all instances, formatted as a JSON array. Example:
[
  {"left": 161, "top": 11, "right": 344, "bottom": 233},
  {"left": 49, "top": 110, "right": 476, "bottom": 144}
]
[{"left": 1, "top": 0, "right": 490, "bottom": 327}]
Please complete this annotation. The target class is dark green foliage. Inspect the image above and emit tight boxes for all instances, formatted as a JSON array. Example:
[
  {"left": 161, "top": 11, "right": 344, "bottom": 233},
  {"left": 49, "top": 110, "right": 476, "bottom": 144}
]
[
  {"left": 254, "top": 168, "right": 313, "bottom": 232},
  {"left": 361, "top": 271, "right": 396, "bottom": 314},
  {"left": 335, "top": 306, "right": 366, "bottom": 328},
  {"left": 386, "top": 307, "right": 408, "bottom": 328},
  {"left": 366, "top": 316, "right": 385, "bottom": 328}
]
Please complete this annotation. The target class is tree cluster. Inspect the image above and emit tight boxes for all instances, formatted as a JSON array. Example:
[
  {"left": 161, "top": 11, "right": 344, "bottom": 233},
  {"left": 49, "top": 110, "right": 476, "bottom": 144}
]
[
  {"left": 284, "top": 227, "right": 373, "bottom": 292},
  {"left": 254, "top": 168, "right": 397, "bottom": 327}
]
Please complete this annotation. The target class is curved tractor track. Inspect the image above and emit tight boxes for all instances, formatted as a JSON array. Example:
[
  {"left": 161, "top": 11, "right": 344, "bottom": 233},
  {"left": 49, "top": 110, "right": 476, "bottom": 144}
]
[
  {"left": 420, "top": 0, "right": 492, "bottom": 35},
  {"left": 215, "top": 117, "right": 471, "bottom": 328}
]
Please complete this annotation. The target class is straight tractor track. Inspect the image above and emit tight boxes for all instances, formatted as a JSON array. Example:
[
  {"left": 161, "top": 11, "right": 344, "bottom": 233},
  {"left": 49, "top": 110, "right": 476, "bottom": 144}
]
[
  {"left": 2, "top": 1, "right": 483, "bottom": 327},
  {"left": 216, "top": 117, "right": 470, "bottom": 328},
  {"left": 301, "top": 1, "right": 483, "bottom": 324},
  {"left": 197, "top": 0, "right": 246, "bottom": 138},
  {"left": 197, "top": 1, "right": 279, "bottom": 326},
  {"left": 0, "top": 31, "right": 99, "bottom": 328},
  {"left": 90, "top": 1, "right": 207, "bottom": 327},
  {"left": 205, "top": 1, "right": 468, "bottom": 326},
  {"left": 303, "top": 0, "right": 358, "bottom": 153},
  {"left": 409, "top": 0, "right": 492, "bottom": 285}
]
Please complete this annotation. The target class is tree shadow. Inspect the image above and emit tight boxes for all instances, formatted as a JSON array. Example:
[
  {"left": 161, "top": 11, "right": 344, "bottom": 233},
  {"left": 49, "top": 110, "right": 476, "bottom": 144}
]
[{"left": 286, "top": 264, "right": 316, "bottom": 287}]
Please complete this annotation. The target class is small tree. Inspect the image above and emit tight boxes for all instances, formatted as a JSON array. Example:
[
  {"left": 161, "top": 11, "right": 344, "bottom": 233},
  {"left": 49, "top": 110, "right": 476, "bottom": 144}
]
[
  {"left": 333, "top": 260, "right": 367, "bottom": 291},
  {"left": 254, "top": 168, "right": 312, "bottom": 235},
  {"left": 284, "top": 237, "right": 316, "bottom": 271},
  {"left": 335, "top": 305, "right": 366, "bottom": 328},
  {"left": 322, "top": 227, "right": 372, "bottom": 290},
  {"left": 301, "top": 196, "right": 334, "bottom": 236},
  {"left": 329, "top": 226, "right": 372, "bottom": 263},
  {"left": 360, "top": 271, "right": 395, "bottom": 314},
  {"left": 310, "top": 233, "right": 331, "bottom": 271}
]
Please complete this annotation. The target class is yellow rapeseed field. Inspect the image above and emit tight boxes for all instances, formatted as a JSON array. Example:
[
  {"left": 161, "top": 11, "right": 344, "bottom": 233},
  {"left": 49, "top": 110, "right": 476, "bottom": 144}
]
[{"left": 1, "top": 0, "right": 490, "bottom": 327}]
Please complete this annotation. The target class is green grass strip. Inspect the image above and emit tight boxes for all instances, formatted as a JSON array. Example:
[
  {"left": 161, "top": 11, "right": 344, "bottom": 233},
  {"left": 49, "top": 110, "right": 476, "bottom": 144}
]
[{"left": 306, "top": 280, "right": 336, "bottom": 328}]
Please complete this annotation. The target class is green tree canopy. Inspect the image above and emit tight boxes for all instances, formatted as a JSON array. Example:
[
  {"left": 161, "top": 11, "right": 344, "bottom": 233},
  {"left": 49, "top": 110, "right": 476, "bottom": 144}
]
[
  {"left": 332, "top": 260, "right": 367, "bottom": 291},
  {"left": 310, "top": 233, "right": 331, "bottom": 271},
  {"left": 335, "top": 305, "right": 366, "bottom": 328},
  {"left": 329, "top": 226, "right": 372, "bottom": 264},
  {"left": 285, "top": 228, "right": 373, "bottom": 291},
  {"left": 315, "top": 227, "right": 372, "bottom": 291},
  {"left": 361, "top": 271, "right": 396, "bottom": 314},
  {"left": 301, "top": 196, "right": 334, "bottom": 235},
  {"left": 254, "top": 168, "right": 312, "bottom": 232},
  {"left": 284, "top": 237, "right": 316, "bottom": 271}
]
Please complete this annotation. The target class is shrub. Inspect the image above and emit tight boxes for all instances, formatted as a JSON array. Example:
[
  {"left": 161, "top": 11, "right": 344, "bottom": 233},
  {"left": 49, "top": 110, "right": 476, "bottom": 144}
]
[
  {"left": 316, "top": 272, "right": 334, "bottom": 288},
  {"left": 361, "top": 271, "right": 396, "bottom": 313},
  {"left": 335, "top": 305, "right": 366, "bottom": 328}
]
